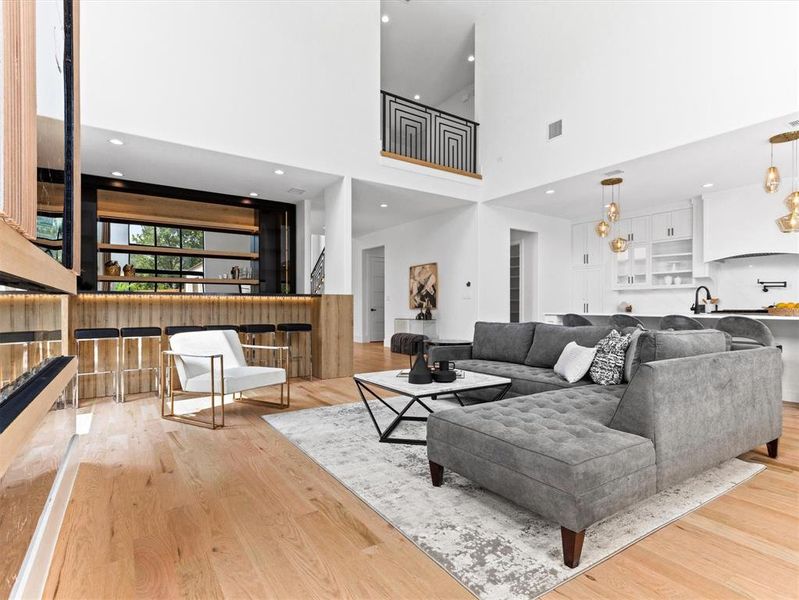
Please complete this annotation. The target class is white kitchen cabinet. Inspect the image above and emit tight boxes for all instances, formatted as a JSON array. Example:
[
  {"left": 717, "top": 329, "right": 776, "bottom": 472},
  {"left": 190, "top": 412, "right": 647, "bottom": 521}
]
[
  {"left": 572, "top": 267, "right": 602, "bottom": 313},
  {"left": 572, "top": 222, "right": 602, "bottom": 267},
  {"left": 652, "top": 208, "right": 692, "bottom": 241},
  {"left": 612, "top": 245, "right": 650, "bottom": 289},
  {"left": 628, "top": 216, "right": 650, "bottom": 243}
]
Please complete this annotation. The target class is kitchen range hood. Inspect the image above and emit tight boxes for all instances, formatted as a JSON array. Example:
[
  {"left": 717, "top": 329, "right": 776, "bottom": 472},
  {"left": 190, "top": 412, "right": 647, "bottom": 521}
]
[{"left": 703, "top": 184, "right": 799, "bottom": 262}]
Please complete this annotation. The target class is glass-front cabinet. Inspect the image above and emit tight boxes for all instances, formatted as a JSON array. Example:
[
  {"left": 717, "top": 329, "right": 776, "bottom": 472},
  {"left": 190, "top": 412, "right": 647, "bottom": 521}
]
[{"left": 612, "top": 244, "right": 649, "bottom": 289}]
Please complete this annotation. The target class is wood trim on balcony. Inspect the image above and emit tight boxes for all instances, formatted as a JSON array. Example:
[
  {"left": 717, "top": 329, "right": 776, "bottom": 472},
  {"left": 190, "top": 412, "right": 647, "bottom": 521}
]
[{"left": 380, "top": 151, "right": 483, "bottom": 180}]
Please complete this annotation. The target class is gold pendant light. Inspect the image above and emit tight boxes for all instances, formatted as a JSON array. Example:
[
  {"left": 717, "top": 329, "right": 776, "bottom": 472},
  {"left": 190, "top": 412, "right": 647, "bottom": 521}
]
[
  {"left": 773, "top": 131, "right": 799, "bottom": 233},
  {"left": 600, "top": 177, "right": 627, "bottom": 251},
  {"left": 594, "top": 184, "right": 610, "bottom": 237},
  {"left": 609, "top": 236, "right": 628, "bottom": 253},
  {"left": 764, "top": 142, "right": 781, "bottom": 193}
]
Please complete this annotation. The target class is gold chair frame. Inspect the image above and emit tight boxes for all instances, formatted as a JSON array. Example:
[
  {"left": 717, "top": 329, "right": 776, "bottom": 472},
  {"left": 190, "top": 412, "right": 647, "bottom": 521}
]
[{"left": 160, "top": 344, "right": 291, "bottom": 430}]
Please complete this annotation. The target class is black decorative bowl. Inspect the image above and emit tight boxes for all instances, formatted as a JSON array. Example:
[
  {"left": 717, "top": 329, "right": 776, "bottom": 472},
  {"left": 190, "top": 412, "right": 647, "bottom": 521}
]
[{"left": 432, "top": 370, "right": 457, "bottom": 383}]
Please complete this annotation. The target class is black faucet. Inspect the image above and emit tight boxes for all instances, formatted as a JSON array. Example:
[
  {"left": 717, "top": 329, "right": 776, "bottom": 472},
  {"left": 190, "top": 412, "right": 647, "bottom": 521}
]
[{"left": 691, "top": 285, "right": 711, "bottom": 314}]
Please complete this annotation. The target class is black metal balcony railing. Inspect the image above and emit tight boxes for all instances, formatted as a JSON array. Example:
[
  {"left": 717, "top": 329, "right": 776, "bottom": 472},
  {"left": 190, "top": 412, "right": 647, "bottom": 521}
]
[{"left": 381, "top": 90, "right": 479, "bottom": 176}]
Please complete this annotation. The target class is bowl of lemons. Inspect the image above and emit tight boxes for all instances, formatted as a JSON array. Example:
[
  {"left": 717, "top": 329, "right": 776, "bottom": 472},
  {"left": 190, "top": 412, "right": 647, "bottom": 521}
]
[{"left": 769, "top": 302, "right": 799, "bottom": 316}]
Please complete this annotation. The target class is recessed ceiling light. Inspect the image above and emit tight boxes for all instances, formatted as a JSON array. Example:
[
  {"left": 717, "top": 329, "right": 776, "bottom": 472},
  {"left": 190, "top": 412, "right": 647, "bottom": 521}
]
[
  {"left": 381, "top": 14, "right": 389, "bottom": 23},
  {"left": 111, "top": 171, "right": 124, "bottom": 177},
  {"left": 545, "top": 189, "right": 555, "bottom": 195},
  {"left": 702, "top": 182, "right": 714, "bottom": 188},
  {"left": 414, "top": 94, "right": 421, "bottom": 100},
  {"left": 274, "top": 169, "right": 284, "bottom": 175},
  {"left": 380, "top": 203, "right": 388, "bottom": 208},
  {"left": 467, "top": 55, "right": 475, "bottom": 62},
  {"left": 249, "top": 192, "right": 258, "bottom": 197},
  {"left": 108, "top": 138, "right": 124, "bottom": 146}
]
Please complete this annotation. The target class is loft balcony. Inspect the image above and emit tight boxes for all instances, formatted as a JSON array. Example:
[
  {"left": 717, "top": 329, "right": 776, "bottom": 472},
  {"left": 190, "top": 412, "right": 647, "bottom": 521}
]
[{"left": 380, "top": 90, "right": 481, "bottom": 179}]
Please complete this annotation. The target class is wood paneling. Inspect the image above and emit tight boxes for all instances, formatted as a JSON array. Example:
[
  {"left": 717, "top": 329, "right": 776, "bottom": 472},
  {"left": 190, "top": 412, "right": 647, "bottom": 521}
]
[
  {"left": 0, "top": 219, "right": 77, "bottom": 293},
  {"left": 1, "top": 0, "right": 37, "bottom": 239},
  {"left": 97, "top": 243, "right": 258, "bottom": 260},
  {"left": 69, "top": 294, "right": 354, "bottom": 399},
  {"left": 312, "top": 294, "right": 354, "bottom": 379},
  {"left": 97, "top": 189, "right": 258, "bottom": 233}
]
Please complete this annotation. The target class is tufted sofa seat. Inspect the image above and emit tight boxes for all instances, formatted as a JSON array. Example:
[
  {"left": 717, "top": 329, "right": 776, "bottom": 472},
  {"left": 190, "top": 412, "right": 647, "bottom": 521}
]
[{"left": 428, "top": 387, "right": 656, "bottom": 535}]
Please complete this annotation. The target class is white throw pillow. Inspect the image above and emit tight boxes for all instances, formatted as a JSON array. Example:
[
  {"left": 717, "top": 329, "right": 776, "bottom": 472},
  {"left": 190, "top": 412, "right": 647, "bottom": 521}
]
[{"left": 554, "top": 341, "right": 597, "bottom": 383}]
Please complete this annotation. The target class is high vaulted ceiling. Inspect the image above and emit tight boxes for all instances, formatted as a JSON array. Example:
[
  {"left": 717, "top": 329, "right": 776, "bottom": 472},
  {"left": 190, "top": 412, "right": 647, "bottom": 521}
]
[{"left": 380, "top": 0, "right": 478, "bottom": 109}]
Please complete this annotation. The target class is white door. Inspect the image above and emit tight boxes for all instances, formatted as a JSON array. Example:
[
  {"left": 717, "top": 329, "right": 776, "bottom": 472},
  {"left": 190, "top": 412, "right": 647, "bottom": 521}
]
[
  {"left": 367, "top": 255, "right": 385, "bottom": 342},
  {"left": 584, "top": 223, "right": 602, "bottom": 266},
  {"left": 670, "top": 208, "right": 692, "bottom": 239},
  {"left": 584, "top": 268, "right": 602, "bottom": 313}
]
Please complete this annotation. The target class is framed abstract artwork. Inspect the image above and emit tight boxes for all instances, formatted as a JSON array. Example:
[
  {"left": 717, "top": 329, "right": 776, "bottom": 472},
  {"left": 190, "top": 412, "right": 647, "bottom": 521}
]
[{"left": 409, "top": 263, "right": 438, "bottom": 309}]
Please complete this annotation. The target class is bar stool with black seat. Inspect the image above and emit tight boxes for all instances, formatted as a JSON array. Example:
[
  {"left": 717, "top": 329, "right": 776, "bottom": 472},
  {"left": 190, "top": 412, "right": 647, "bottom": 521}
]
[
  {"left": 73, "top": 328, "right": 120, "bottom": 406},
  {"left": 240, "top": 323, "right": 277, "bottom": 364},
  {"left": 205, "top": 325, "right": 240, "bottom": 332},
  {"left": 0, "top": 331, "right": 36, "bottom": 387},
  {"left": 608, "top": 313, "right": 645, "bottom": 330},
  {"left": 119, "top": 327, "right": 163, "bottom": 402},
  {"left": 165, "top": 325, "right": 204, "bottom": 337},
  {"left": 563, "top": 313, "right": 592, "bottom": 327},
  {"left": 277, "top": 322, "right": 313, "bottom": 380},
  {"left": 31, "top": 329, "right": 63, "bottom": 363},
  {"left": 659, "top": 314, "right": 704, "bottom": 331}
]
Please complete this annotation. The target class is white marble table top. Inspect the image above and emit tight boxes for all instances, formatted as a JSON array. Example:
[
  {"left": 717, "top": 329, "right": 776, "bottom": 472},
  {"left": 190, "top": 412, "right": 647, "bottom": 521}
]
[{"left": 354, "top": 369, "right": 510, "bottom": 397}]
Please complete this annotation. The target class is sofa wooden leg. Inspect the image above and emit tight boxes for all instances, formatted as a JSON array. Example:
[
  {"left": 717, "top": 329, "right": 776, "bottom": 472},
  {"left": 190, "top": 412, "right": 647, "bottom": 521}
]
[
  {"left": 561, "top": 527, "right": 585, "bottom": 568},
  {"left": 429, "top": 461, "right": 444, "bottom": 487},
  {"left": 767, "top": 438, "right": 779, "bottom": 459}
]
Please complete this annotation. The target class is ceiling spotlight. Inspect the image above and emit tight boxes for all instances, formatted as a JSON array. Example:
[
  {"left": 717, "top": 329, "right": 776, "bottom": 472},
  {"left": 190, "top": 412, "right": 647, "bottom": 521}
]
[
  {"left": 274, "top": 169, "right": 284, "bottom": 175},
  {"left": 111, "top": 171, "right": 124, "bottom": 177},
  {"left": 108, "top": 138, "right": 124, "bottom": 145},
  {"left": 467, "top": 55, "right": 475, "bottom": 62},
  {"left": 380, "top": 203, "right": 388, "bottom": 208},
  {"left": 545, "top": 189, "right": 555, "bottom": 195},
  {"left": 414, "top": 94, "right": 421, "bottom": 100},
  {"left": 249, "top": 192, "right": 258, "bottom": 197},
  {"left": 381, "top": 14, "right": 389, "bottom": 23},
  {"left": 702, "top": 183, "right": 714, "bottom": 188}
]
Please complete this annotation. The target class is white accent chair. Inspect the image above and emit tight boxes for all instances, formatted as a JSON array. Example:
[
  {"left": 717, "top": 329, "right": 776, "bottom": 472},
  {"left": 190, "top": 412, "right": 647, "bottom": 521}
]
[{"left": 161, "top": 329, "right": 290, "bottom": 429}]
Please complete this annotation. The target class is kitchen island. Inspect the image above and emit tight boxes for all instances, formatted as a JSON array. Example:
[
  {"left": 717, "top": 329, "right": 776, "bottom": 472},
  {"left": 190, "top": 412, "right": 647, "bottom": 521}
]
[{"left": 545, "top": 311, "right": 798, "bottom": 403}]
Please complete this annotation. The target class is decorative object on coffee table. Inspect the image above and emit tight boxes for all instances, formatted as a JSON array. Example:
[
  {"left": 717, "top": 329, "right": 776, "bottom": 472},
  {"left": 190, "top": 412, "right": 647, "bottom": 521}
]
[
  {"left": 409, "top": 263, "right": 438, "bottom": 309},
  {"left": 408, "top": 343, "right": 433, "bottom": 384},
  {"left": 353, "top": 369, "right": 511, "bottom": 445}
]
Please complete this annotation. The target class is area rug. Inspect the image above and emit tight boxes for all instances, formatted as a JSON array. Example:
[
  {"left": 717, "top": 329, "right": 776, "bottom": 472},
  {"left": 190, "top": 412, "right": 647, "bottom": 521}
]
[{"left": 263, "top": 398, "right": 764, "bottom": 599}]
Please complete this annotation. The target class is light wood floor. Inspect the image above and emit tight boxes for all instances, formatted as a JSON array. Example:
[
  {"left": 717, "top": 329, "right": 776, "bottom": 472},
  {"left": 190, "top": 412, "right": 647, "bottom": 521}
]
[{"left": 34, "top": 343, "right": 799, "bottom": 598}]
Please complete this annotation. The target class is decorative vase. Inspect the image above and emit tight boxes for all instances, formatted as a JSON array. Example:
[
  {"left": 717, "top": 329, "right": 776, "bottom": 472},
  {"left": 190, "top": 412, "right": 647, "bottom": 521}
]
[
  {"left": 424, "top": 301, "right": 432, "bottom": 320},
  {"left": 104, "top": 260, "right": 121, "bottom": 276},
  {"left": 408, "top": 344, "right": 432, "bottom": 385},
  {"left": 123, "top": 263, "right": 136, "bottom": 278},
  {"left": 231, "top": 265, "right": 241, "bottom": 279}
]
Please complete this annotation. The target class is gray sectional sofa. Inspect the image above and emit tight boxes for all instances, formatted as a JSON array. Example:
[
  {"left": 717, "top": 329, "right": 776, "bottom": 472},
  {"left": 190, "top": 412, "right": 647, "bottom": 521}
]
[{"left": 427, "top": 322, "right": 783, "bottom": 568}]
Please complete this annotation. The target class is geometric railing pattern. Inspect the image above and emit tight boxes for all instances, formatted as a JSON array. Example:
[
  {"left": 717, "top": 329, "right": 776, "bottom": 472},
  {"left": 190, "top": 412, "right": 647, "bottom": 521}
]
[{"left": 381, "top": 90, "right": 479, "bottom": 175}]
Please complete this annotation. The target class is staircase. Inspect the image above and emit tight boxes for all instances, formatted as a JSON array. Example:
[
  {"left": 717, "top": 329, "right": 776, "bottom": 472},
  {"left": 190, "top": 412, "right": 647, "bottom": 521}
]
[{"left": 311, "top": 249, "right": 325, "bottom": 294}]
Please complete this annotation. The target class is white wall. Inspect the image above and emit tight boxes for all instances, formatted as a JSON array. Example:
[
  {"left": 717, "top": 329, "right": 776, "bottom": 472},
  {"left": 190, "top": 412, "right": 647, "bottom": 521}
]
[
  {"left": 437, "top": 83, "right": 475, "bottom": 122},
  {"left": 353, "top": 205, "right": 480, "bottom": 343},
  {"left": 323, "top": 177, "right": 352, "bottom": 294},
  {"left": 476, "top": 1, "right": 799, "bottom": 200},
  {"left": 476, "top": 204, "right": 572, "bottom": 322},
  {"left": 80, "top": 0, "right": 484, "bottom": 202}
]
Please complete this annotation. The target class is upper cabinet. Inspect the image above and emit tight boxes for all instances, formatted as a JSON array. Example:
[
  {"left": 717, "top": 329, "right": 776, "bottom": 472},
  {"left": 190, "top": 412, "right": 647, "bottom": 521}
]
[
  {"left": 571, "top": 222, "right": 601, "bottom": 267},
  {"left": 703, "top": 184, "right": 799, "bottom": 261},
  {"left": 651, "top": 208, "right": 691, "bottom": 241}
]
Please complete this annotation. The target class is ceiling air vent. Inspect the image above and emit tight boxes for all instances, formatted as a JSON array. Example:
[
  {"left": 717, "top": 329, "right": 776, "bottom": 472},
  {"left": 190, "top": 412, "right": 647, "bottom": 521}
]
[
  {"left": 548, "top": 120, "right": 563, "bottom": 140},
  {"left": 604, "top": 169, "right": 624, "bottom": 176},
  {"left": 789, "top": 119, "right": 799, "bottom": 127},
  {"left": 288, "top": 188, "right": 306, "bottom": 195}
]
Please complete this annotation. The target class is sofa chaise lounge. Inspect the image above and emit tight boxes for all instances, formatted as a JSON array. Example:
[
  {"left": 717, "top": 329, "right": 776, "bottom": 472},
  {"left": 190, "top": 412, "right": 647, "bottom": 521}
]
[{"left": 427, "top": 322, "right": 782, "bottom": 567}]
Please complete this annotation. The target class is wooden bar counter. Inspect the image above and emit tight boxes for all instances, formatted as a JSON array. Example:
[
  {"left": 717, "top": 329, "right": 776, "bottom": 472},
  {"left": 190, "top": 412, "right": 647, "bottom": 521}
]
[{"left": 67, "top": 293, "right": 353, "bottom": 399}]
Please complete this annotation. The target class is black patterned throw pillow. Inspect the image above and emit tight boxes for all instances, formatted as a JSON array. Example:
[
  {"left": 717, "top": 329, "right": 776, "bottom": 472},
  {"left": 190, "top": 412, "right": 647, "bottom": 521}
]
[{"left": 589, "top": 329, "right": 632, "bottom": 385}]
